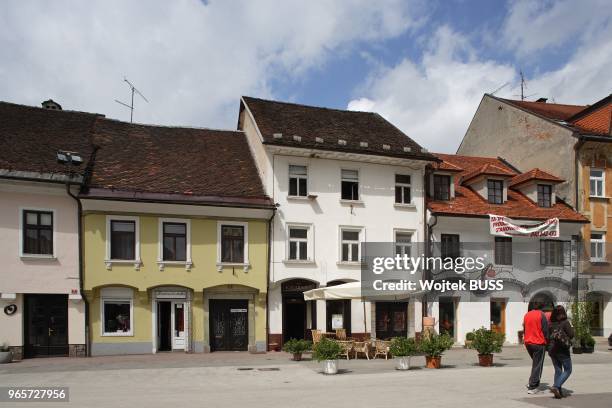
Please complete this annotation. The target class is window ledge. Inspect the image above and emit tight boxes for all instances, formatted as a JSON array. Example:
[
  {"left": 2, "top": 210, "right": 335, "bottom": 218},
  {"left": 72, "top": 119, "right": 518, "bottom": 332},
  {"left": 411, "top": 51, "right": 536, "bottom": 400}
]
[
  {"left": 336, "top": 261, "right": 363, "bottom": 267},
  {"left": 216, "top": 262, "right": 250, "bottom": 272},
  {"left": 20, "top": 254, "right": 56, "bottom": 260},
  {"left": 102, "top": 333, "right": 134, "bottom": 337},
  {"left": 157, "top": 260, "right": 193, "bottom": 271},
  {"left": 589, "top": 195, "right": 609, "bottom": 200},
  {"left": 105, "top": 259, "right": 142, "bottom": 271},
  {"left": 287, "top": 195, "right": 311, "bottom": 201},
  {"left": 590, "top": 259, "right": 609, "bottom": 265},
  {"left": 340, "top": 199, "right": 364, "bottom": 206},
  {"left": 283, "top": 259, "right": 316, "bottom": 265},
  {"left": 394, "top": 203, "right": 416, "bottom": 210}
]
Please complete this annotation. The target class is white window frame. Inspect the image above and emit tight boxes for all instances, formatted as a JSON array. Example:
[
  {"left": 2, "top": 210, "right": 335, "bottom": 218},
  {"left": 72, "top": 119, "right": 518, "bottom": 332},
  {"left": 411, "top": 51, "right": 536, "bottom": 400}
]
[
  {"left": 395, "top": 174, "right": 413, "bottom": 206},
  {"left": 157, "top": 218, "right": 192, "bottom": 271},
  {"left": 338, "top": 226, "right": 364, "bottom": 265},
  {"left": 285, "top": 223, "right": 314, "bottom": 263},
  {"left": 340, "top": 169, "right": 361, "bottom": 202},
  {"left": 590, "top": 168, "right": 605, "bottom": 198},
  {"left": 105, "top": 215, "right": 141, "bottom": 270},
  {"left": 100, "top": 287, "right": 134, "bottom": 337},
  {"left": 288, "top": 164, "right": 308, "bottom": 198},
  {"left": 590, "top": 232, "right": 606, "bottom": 262},
  {"left": 19, "top": 207, "right": 57, "bottom": 259},
  {"left": 216, "top": 221, "right": 249, "bottom": 271},
  {"left": 394, "top": 229, "right": 415, "bottom": 257}
]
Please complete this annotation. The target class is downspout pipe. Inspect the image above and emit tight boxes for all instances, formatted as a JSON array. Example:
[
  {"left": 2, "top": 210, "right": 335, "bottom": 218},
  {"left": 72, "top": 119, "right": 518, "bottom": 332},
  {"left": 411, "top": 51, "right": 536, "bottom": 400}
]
[
  {"left": 265, "top": 207, "right": 276, "bottom": 352},
  {"left": 66, "top": 183, "right": 90, "bottom": 357}
]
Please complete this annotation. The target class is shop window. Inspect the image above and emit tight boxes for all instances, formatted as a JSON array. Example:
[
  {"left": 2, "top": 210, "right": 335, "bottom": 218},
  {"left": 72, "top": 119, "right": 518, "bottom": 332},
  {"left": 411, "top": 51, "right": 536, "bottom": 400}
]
[{"left": 102, "top": 299, "right": 132, "bottom": 336}]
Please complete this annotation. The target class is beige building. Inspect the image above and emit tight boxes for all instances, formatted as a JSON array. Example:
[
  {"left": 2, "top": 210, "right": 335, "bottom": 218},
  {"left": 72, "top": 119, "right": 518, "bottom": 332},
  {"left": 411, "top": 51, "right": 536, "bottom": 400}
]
[{"left": 458, "top": 93, "right": 612, "bottom": 336}]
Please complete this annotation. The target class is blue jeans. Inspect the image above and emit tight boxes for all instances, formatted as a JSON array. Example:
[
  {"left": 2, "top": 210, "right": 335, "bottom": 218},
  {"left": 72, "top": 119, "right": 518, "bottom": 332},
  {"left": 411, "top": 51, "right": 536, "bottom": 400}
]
[{"left": 550, "top": 353, "right": 572, "bottom": 389}]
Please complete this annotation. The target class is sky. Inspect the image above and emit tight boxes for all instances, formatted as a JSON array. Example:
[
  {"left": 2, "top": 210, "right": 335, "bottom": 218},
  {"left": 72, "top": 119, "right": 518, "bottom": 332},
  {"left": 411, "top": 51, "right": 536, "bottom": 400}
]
[{"left": 1, "top": 0, "right": 611, "bottom": 153}]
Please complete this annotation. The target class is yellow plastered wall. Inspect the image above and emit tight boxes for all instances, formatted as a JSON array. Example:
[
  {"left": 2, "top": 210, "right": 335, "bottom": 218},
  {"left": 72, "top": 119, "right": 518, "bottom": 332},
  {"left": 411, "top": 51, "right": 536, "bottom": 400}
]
[{"left": 83, "top": 213, "right": 268, "bottom": 346}]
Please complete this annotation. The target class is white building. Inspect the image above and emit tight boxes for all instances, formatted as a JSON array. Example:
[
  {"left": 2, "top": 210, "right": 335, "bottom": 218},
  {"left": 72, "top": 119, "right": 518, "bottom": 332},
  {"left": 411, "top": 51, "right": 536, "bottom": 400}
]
[
  {"left": 238, "top": 96, "right": 435, "bottom": 347},
  {"left": 427, "top": 153, "right": 587, "bottom": 344},
  {"left": 0, "top": 101, "right": 93, "bottom": 359}
]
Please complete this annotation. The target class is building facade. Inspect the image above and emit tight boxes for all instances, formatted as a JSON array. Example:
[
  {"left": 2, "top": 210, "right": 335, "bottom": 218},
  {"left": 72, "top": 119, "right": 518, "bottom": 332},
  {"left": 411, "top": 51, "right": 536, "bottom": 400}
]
[
  {"left": 458, "top": 94, "right": 612, "bottom": 337},
  {"left": 0, "top": 102, "right": 96, "bottom": 359},
  {"left": 80, "top": 119, "right": 274, "bottom": 355},
  {"left": 238, "top": 97, "right": 435, "bottom": 347},
  {"left": 427, "top": 154, "right": 587, "bottom": 344}
]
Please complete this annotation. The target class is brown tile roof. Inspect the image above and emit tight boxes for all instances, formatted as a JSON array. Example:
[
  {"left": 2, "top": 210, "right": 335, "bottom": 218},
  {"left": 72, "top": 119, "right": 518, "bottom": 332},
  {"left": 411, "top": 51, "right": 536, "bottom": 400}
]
[
  {"left": 501, "top": 98, "right": 587, "bottom": 121},
  {"left": 509, "top": 168, "right": 564, "bottom": 188},
  {"left": 241, "top": 96, "right": 436, "bottom": 161},
  {"left": 0, "top": 101, "right": 101, "bottom": 182},
  {"left": 429, "top": 154, "right": 587, "bottom": 223},
  {"left": 84, "top": 119, "right": 273, "bottom": 207},
  {"left": 461, "top": 162, "right": 515, "bottom": 184}
]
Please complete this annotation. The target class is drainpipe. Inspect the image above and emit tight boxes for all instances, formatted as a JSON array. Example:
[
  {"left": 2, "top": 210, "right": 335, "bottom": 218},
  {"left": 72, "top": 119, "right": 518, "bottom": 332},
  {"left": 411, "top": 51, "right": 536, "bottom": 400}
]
[
  {"left": 66, "top": 183, "right": 90, "bottom": 357},
  {"left": 265, "top": 207, "right": 276, "bottom": 352}
]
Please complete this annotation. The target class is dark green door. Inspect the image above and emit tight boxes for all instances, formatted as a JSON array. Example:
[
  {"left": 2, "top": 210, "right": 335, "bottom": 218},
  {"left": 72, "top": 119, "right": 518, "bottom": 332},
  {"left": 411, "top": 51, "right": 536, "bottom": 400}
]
[{"left": 24, "top": 294, "right": 69, "bottom": 358}]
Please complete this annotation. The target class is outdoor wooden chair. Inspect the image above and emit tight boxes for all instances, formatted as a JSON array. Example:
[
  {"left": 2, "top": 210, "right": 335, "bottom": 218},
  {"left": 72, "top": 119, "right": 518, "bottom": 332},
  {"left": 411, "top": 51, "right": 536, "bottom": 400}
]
[
  {"left": 335, "top": 328, "right": 347, "bottom": 340},
  {"left": 311, "top": 329, "right": 322, "bottom": 345},
  {"left": 373, "top": 340, "right": 390, "bottom": 360},
  {"left": 353, "top": 341, "right": 370, "bottom": 360},
  {"left": 337, "top": 340, "right": 354, "bottom": 360}
]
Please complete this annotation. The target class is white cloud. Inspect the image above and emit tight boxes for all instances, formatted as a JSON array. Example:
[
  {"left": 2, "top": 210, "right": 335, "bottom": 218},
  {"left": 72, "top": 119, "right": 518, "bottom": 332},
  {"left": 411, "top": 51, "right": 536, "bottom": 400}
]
[
  {"left": 348, "top": 6, "right": 612, "bottom": 154},
  {"left": 0, "top": 0, "right": 424, "bottom": 127},
  {"left": 348, "top": 26, "right": 516, "bottom": 153},
  {"left": 502, "top": 0, "right": 612, "bottom": 56}
]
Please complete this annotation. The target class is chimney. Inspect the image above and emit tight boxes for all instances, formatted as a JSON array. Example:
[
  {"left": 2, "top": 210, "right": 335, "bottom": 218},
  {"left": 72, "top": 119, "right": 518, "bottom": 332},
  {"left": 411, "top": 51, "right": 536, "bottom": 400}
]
[
  {"left": 536, "top": 97, "right": 548, "bottom": 103},
  {"left": 41, "top": 99, "right": 62, "bottom": 110}
]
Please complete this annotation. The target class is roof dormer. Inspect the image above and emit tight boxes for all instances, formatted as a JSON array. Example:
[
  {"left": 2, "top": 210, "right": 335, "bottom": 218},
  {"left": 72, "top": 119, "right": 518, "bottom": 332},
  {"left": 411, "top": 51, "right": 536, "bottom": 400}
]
[
  {"left": 509, "top": 168, "right": 564, "bottom": 208},
  {"left": 460, "top": 163, "right": 515, "bottom": 204}
]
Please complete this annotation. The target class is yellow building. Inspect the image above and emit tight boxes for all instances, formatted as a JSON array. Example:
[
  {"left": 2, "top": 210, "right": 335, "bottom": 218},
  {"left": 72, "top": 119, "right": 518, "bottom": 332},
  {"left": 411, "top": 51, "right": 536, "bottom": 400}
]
[{"left": 80, "top": 119, "right": 274, "bottom": 355}]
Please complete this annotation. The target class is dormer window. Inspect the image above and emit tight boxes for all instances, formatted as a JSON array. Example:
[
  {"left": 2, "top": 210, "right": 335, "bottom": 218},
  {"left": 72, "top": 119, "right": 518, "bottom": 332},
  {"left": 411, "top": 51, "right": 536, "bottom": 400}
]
[
  {"left": 487, "top": 180, "right": 503, "bottom": 204},
  {"left": 537, "top": 184, "right": 552, "bottom": 207},
  {"left": 433, "top": 175, "right": 451, "bottom": 200}
]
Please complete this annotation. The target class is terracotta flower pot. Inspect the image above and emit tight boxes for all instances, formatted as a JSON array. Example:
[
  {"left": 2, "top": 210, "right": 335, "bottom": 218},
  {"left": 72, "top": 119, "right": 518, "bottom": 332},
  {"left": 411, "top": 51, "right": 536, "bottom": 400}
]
[
  {"left": 425, "top": 355, "right": 441, "bottom": 369},
  {"left": 292, "top": 353, "right": 303, "bottom": 361},
  {"left": 478, "top": 354, "right": 493, "bottom": 367}
]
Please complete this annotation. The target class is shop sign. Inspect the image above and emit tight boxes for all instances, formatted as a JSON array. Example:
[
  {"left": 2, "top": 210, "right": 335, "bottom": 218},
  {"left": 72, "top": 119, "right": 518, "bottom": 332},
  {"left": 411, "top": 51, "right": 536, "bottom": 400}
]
[{"left": 489, "top": 215, "right": 559, "bottom": 238}]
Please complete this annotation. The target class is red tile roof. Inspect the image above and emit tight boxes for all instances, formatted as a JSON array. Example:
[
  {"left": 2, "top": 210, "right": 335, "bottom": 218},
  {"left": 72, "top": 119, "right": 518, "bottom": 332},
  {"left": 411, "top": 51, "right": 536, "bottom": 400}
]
[
  {"left": 571, "top": 103, "right": 611, "bottom": 136},
  {"left": 84, "top": 119, "right": 273, "bottom": 207},
  {"left": 429, "top": 154, "right": 587, "bottom": 223},
  {"left": 461, "top": 162, "right": 515, "bottom": 184},
  {"left": 241, "top": 96, "right": 435, "bottom": 162},
  {"left": 501, "top": 98, "right": 587, "bottom": 121},
  {"left": 509, "top": 168, "right": 564, "bottom": 188},
  {"left": 0, "top": 101, "right": 101, "bottom": 182}
]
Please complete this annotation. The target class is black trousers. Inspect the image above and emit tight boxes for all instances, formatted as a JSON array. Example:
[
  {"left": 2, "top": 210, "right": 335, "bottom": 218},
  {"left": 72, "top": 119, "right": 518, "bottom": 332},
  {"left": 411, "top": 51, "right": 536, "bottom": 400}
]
[{"left": 526, "top": 344, "right": 546, "bottom": 389}]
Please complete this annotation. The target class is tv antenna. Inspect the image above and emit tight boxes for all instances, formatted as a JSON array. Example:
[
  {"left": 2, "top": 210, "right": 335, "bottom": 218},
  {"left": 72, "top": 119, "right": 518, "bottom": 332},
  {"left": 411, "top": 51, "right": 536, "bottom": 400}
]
[
  {"left": 513, "top": 70, "right": 536, "bottom": 101},
  {"left": 114, "top": 77, "right": 148, "bottom": 122},
  {"left": 490, "top": 82, "right": 510, "bottom": 96}
]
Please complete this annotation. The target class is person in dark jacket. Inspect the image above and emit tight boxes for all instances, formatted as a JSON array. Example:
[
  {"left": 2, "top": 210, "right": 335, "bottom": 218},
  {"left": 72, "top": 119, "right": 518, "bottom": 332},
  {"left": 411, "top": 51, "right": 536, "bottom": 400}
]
[{"left": 548, "top": 305, "right": 574, "bottom": 399}]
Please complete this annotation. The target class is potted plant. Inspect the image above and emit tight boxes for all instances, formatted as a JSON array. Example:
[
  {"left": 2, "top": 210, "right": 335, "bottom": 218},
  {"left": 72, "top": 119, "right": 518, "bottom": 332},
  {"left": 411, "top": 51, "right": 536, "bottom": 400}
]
[
  {"left": 420, "top": 332, "right": 453, "bottom": 369},
  {"left": 468, "top": 327, "right": 505, "bottom": 367},
  {"left": 465, "top": 331, "right": 475, "bottom": 349},
  {"left": 0, "top": 343, "right": 13, "bottom": 364},
  {"left": 282, "top": 338, "right": 312, "bottom": 361},
  {"left": 389, "top": 337, "right": 418, "bottom": 370},
  {"left": 313, "top": 337, "right": 342, "bottom": 374},
  {"left": 582, "top": 333, "right": 595, "bottom": 353}
]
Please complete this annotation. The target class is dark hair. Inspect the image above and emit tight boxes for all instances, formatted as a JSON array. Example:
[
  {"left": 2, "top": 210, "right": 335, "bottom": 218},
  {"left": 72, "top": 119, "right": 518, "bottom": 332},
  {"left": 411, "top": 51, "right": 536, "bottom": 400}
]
[
  {"left": 529, "top": 301, "right": 543, "bottom": 311},
  {"left": 550, "top": 305, "right": 567, "bottom": 322}
]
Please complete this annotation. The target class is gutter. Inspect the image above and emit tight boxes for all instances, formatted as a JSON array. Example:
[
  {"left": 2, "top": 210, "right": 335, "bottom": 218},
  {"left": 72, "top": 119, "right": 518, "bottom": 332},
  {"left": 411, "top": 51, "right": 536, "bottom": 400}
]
[
  {"left": 66, "top": 183, "right": 90, "bottom": 357},
  {"left": 265, "top": 208, "right": 276, "bottom": 352}
]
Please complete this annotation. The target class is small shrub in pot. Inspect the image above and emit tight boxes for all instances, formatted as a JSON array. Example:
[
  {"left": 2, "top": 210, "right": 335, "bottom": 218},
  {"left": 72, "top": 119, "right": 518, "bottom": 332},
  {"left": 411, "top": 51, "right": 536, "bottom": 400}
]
[
  {"left": 468, "top": 327, "right": 504, "bottom": 367},
  {"left": 389, "top": 337, "right": 418, "bottom": 370},
  {"left": 282, "top": 339, "right": 312, "bottom": 361},
  {"left": 313, "top": 338, "right": 342, "bottom": 374},
  {"left": 420, "top": 333, "right": 453, "bottom": 369}
]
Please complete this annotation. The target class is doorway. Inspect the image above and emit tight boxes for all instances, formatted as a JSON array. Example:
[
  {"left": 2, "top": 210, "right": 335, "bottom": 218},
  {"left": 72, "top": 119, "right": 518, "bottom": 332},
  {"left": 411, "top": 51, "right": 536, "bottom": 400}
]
[
  {"left": 490, "top": 299, "right": 506, "bottom": 335},
  {"left": 281, "top": 279, "right": 317, "bottom": 343},
  {"left": 209, "top": 300, "right": 248, "bottom": 351},
  {"left": 439, "top": 298, "right": 456, "bottom": 339},
  {"left": 157, "top": 301, "right": 185, "bottom": 351},
  {"left": 587, "top": 293, "right": 603, "bottom": 336},
  {"left": 376, "top": 302, "right": 408, "bottom": 339},
  {"left": 24, "top": 294, "right": 68, "bottom": 358}
]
